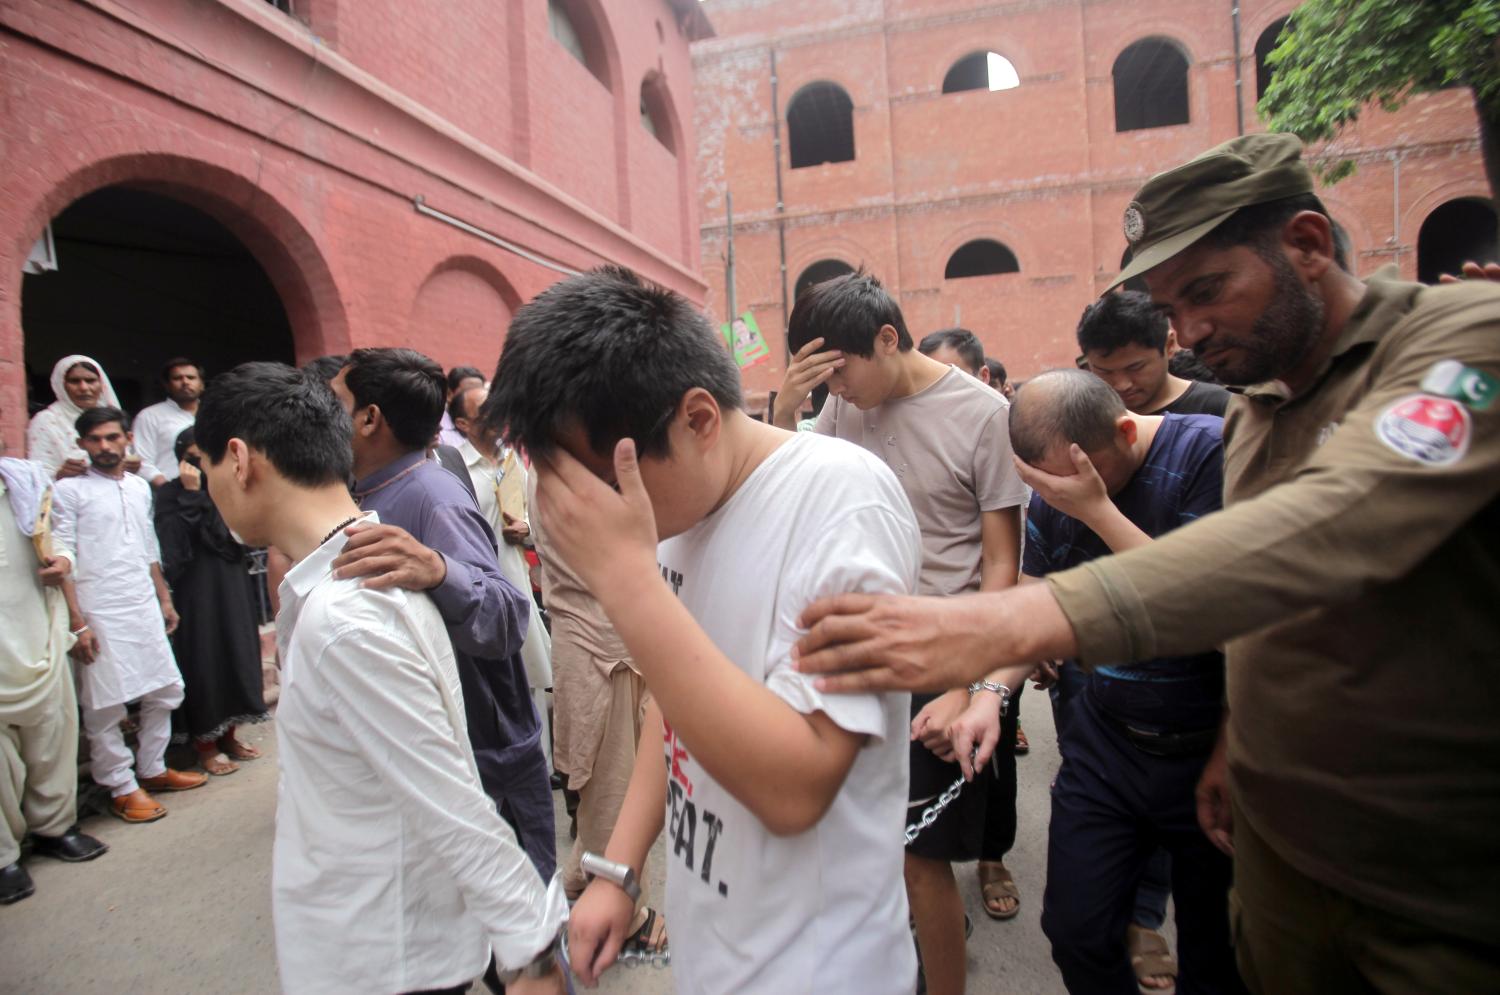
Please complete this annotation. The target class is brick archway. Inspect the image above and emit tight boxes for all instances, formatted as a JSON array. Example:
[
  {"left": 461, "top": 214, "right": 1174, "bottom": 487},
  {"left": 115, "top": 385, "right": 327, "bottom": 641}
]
[{"left": 10, "top": 153, "right": 348, "bottom": 370}]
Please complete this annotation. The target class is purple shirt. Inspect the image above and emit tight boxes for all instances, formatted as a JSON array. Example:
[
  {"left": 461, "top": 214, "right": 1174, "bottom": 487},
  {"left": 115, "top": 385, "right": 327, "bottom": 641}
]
[{"left": 354, "top": 450, "right": 555, "bottom": 875}]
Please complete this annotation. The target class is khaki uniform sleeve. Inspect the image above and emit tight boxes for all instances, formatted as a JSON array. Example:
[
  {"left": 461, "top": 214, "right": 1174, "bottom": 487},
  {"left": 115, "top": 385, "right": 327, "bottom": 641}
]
[{"left": 1049, "top": 285, "right": 1500, "bottom": 664}]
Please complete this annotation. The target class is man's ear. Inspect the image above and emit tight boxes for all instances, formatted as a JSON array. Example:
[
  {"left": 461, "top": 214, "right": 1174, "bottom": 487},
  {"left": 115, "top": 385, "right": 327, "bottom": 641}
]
[
  {"left": 979, "top": 365, "right": 992, "bottom": 384},
  {"left": 875, "top": 324, "right": 901, "bottom": 355},
  {"left": 1283, "top": 210, "right": 1335, "bottom": 283},
  {"left": 680, "top": 387, "right": 723, "bottom": 447},
  {"left": 227, "top": 438, "right": 254, "bottom": 487},
  {"left": 355, "top": 405, "right": 381, "bottom": 438},
  {"left": 1117, "top": 414, "right": 1139, "bottom": 448}
]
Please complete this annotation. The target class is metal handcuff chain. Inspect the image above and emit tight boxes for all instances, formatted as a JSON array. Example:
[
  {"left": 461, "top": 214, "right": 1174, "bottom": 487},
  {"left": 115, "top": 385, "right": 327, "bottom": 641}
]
[
  {"left": 903, "top": 683, "right": 1011, "bottom": 845},
  {"left": 560, "top": 923, "right": 672, "bottom": 971}
]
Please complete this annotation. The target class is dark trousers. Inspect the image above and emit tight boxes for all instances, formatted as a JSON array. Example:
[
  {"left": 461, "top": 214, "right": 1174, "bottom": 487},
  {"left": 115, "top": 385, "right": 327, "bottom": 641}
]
[
  {"left": 1231, "top": 802, "right": 1500, "bottom": 995},
  {"left": 979, "top": 682, "right": 1024, "bottom": 860},
  {"left": 1050, "top": 666, "right": 1171, "bottom": 930},
  {"left": 1041, "top": 691, "right": 1244, "bottom": 995}
]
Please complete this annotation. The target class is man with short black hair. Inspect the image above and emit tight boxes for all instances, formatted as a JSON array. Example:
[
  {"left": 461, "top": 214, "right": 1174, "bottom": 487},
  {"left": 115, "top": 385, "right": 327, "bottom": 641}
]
[
  {"left": 984, "top": 357, "right": 1014, "bottom": 400},
  {"left": 329, "top": 349, "right": 555, "bottom": 882},
  {"left": 484, "top": 265, "right": 920, "bottom": 993},
  {"left": 196, "top": 362, "right": 564, "bottom": 995},
  {"left": 918, "top": 328, "right": 988, "bottom": 383},
  {"left": 783, "top": 270, "right": 1029, "bottom": 995},
  {"left": 440, "top": 365, "right": 487, "bottom": 448},
  {"left": 48, "top": 406, "right": 204, "bottom": 823},
  {"left": 1007, "top": 369, "right": 1240, "bottom": 995},
  {"left": 133, "top": 358, "right": 204, "bottom": 482},
  {"left": 1078, "top": 292, "right": 1229, "bottom": 417}
]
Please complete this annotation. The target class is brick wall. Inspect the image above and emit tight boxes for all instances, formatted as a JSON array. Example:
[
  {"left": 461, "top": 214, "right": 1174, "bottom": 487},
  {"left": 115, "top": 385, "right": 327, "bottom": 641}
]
[
  {"left": 695, "top": 0, "right": 1490, "bottom": 394},
  {"left": 0, "top": 0, "right": 709, "bottom": 449}
]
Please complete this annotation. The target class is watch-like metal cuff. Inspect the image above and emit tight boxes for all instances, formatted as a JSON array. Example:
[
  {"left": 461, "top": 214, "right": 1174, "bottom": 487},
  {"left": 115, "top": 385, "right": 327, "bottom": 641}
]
[
  {"left": 967, "top": 680, "right": 1012, "bottom": 715},
  {"left": 581, "top": 850, "right": 642, "bottom": 903}
]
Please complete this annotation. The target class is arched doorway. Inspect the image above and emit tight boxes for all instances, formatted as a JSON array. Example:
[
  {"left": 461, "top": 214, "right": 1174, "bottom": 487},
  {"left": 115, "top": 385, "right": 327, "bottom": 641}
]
[
  {"left": 21, "top": 187, "right": 296, "bottom": 416},
  {"left": 1417, "top": 198, "right": 1499, "bottom": 284}
]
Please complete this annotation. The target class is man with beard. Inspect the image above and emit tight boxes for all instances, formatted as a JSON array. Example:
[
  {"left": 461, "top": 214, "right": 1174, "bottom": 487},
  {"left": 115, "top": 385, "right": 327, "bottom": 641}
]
[
  {"left": 132, "top": 358, "right": 203, "bottom": 482},
  {"left": 49, "top": 407, "right": 205, "bottom": 822},
  {"left": 793, "top": 133, "right": 1500, "bottom": 992}
]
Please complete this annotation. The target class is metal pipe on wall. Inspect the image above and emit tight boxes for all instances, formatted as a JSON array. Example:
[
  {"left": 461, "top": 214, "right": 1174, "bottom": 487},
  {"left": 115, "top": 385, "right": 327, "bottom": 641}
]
[{"left": 770, "top": 47, "right": 791, "bottom": 336}]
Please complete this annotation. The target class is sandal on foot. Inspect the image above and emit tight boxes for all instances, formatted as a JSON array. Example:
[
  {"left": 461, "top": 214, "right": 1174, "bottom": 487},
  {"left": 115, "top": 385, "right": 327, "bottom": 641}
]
[
  {"left": 1127, "top": 923, "right": 1177, "bottom": 995},
  {"left": 1014, "top": 724, "right": 1030, "bottom": 755},
  {"left": 219, "top": 737, "right": 261, "bottom": 761},
  {"left": 978, "top": 860, "right": 1021, "bottom": 920},
  {"left": 200, "top": 752, "right": 240, "bottom": 776},
  {"left": 622, "top": 907, "right": 669, "bottom": 958}
]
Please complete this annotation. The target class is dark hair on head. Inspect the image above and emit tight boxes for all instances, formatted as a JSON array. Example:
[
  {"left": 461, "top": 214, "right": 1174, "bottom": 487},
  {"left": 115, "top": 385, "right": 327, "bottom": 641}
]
[
  {"left": 918, "top": 328, "right": 984, "bottom": 374},
  {"left": 984, "top": 357, "right": 1007, "bottom": 384},
  {"left": 1077, "top": 290, "right": 1169, "bottom": 356},
  {"left": 64, "top": 360, "right": 100, "bottom": 378},
  {"left": 75, "top": 406, "right": 130, "bottom": 437},
  {"left": 161, "top": 357, "right": 201, "bottom": 382},
  {"left": 448, "top": 384, "right": 484, "bottom": 426},
  {"left": 173, "top": 425, "right": 197, "bottom": 463},
  {"left": 481, "top": 265, "right": 743, "bottom": 458},
  {"left": 1168, "top": 349, "right": 1221, "bottom": 385},
  {"left": 300, "top": 354, "right": 348, "bottom": 384},
  {"left": 195, "top": 362, "right": 353, "bottom": 487},
  {"left": 786, "top": 269, "right": 912, "bottom": 358},
  {"left": 446, "top": 366, "right": 485, "bottom": 394},
  {"left": 1202, "top": 193, "right": 1345, "bottom": 268},
  {"left": 1008, "top": 368, "right": 1126, "bottom": 465},
  {"left": 343, "top": 348, "right": 446, "bottom": 451}
]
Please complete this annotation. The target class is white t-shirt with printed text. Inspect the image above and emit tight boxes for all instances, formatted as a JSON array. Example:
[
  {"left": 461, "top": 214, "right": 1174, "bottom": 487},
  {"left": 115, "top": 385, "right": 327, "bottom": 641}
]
[{"left": 655, "top": 431, "right": 921, "bottom": 994}]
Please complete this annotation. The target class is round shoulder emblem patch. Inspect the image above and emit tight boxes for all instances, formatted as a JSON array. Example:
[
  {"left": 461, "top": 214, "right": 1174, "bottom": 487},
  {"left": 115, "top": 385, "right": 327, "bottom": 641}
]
[
  {"left": 1123, "top": 203, "right": 1146, "bottom": 246},
  {"left": 1374, "top": 394, "right": 1471, "bottom": 466}
]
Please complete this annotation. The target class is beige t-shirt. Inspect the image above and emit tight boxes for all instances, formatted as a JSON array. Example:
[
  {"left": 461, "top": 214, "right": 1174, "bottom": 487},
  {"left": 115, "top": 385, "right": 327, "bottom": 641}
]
[{"left": 815, "top": 366, "right": 1028, "bottom": 596}]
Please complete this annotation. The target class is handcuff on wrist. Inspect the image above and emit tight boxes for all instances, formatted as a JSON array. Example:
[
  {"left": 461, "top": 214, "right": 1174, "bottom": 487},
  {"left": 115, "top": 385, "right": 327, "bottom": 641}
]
[
  {"left": 494, "top": 932, "right": 561, "bottom": 985},
  {"left": 580, "top": 850, "right": 642, "bottom": 902},
  {"left": 967, "top": 680, "right": 1012, "bottom": 716}
]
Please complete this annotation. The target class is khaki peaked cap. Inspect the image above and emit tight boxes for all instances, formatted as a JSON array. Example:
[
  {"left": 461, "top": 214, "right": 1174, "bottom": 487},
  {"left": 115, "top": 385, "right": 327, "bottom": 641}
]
[{"left": 1110, "top": 133, "right": 1317, "bottom": 292}]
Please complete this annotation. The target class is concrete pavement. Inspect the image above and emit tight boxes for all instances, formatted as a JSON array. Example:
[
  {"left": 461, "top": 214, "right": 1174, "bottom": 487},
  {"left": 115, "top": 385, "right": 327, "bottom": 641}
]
[{"left": 0, "top": 692, "right": 1102, "bottom": 994}]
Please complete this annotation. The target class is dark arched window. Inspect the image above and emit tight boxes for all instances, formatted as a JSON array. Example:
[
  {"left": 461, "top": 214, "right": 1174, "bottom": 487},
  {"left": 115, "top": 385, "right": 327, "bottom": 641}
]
[
  {"left": 794, "top": 259, "right": 856, "bottom": 299},
  {"left": 1255, "top": 18, "right": 1289, "bottom": 100},
  {"left": 1417, "top": 198, "right": 1499, "bottom": 284},
  {"left": 942, "top": 51, "right": 1020, "bottom": 94},
  {"left": 787, "top": 82, "right": 855, "bottom": 169},
  {"left": 640, "top": 75, "right": 676, "bottom": 153},
  {"left": 945, "top": 240, "right": 1019, "bottom": 279},
  {"left": 1113, "top": 38, "right": 1190, "bottom": 132},
  {"left": 549, "top": 0, "right": 610, "bottom": 89}
]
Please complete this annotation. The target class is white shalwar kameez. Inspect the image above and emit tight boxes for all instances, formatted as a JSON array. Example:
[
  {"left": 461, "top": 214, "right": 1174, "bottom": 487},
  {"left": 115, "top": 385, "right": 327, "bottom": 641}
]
[{"left": 51, "top": 469, "right": 183, "bottom": 796}]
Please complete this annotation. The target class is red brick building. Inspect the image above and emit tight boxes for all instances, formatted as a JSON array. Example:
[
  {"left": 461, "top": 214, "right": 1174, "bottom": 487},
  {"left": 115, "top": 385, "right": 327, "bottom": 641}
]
[
  {"left": 694, "top": 0, "right": 1495, "bottom": 400},
  {"left": 1, "top": 0, "right": 712, "bottom": 448}
]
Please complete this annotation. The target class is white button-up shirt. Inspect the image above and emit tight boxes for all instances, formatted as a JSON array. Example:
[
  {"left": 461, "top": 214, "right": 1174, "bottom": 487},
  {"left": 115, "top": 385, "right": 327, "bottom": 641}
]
[
  {"left": 273, "top": 512, "right": 565, "bottom": 993},
  {"left": 131, "top": 399, "right": 195, "bottom": 481}
]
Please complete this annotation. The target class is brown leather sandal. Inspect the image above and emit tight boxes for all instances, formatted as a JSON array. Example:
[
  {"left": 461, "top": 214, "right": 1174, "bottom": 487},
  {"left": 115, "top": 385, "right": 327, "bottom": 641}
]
[
  {"left": 1127, "top": 922, "right": 1177, "bottom": 995},
  {"left": 978, "top": 860, "right": 1021, "bottom": 920},
  {"left": 111, "top": 788, "right": 167, "bottom": 823}
]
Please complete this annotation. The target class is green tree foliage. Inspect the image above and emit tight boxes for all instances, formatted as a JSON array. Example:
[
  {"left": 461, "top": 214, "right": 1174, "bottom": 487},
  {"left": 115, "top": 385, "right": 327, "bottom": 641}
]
[{"left": 1259, "top": 0, "right": 1500, "bottom": 196}]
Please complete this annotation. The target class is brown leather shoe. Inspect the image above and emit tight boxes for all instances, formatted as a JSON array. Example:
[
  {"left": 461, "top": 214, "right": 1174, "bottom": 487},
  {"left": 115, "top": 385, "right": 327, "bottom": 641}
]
[
  {"left": 111, "top": 789, "right": 167, "bottom": 823},
  {"left": 138, "top": 768, "right": 208, "bottom": 792}
]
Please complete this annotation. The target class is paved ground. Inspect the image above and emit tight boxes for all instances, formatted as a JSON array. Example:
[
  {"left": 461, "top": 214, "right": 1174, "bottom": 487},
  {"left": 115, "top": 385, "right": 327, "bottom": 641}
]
[{"left": 0, "top": 691, "right": 1146, "bottom": 994}]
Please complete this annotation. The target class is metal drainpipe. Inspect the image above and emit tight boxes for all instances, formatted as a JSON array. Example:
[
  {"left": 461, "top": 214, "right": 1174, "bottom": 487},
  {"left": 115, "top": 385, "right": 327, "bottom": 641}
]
[
  {"left": 771, "top": 47, "right": 791, "bottom": 336},
  {"left": 1231, "top": 1, "right": 1245, "bottom": 135}
]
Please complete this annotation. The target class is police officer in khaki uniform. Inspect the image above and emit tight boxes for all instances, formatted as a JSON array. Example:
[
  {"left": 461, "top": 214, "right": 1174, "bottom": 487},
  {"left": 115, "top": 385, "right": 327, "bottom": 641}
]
[{"left": 791, "top": 133, "right": 1500, "bottom": 993}]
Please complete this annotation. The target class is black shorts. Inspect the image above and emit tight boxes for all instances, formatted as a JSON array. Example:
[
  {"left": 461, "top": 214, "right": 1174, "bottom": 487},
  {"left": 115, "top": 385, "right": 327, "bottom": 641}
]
[{"left": 904, "top": 692, "right": 990, "bottom": 861}]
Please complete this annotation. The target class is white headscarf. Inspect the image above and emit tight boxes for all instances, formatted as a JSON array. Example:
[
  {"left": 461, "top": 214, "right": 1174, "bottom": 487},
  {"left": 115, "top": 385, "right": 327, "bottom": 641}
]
[{"left": 26, "top": 355, "right": 122, "bottom": 475}]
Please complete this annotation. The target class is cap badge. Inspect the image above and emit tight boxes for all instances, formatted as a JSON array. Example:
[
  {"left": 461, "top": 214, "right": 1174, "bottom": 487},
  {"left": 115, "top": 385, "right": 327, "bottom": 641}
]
[{"left": 1123, "top": 203, "right": 1146, "bottom": 246}]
